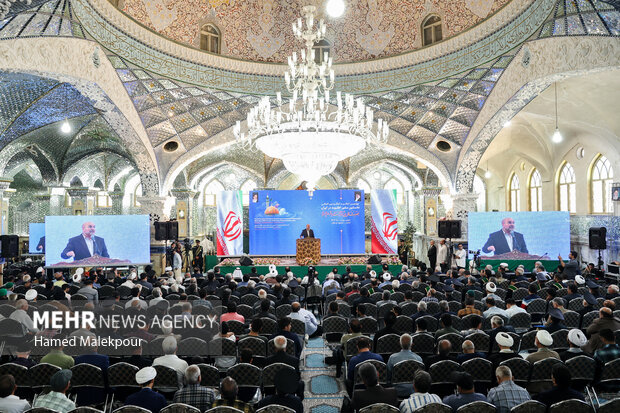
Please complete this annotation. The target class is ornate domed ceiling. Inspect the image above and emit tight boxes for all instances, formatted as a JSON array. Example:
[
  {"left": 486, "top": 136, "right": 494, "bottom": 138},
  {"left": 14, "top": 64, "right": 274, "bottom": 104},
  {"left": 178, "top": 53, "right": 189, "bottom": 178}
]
[{"left": 121, "top": 0, "right": 512, "bottom": 62}]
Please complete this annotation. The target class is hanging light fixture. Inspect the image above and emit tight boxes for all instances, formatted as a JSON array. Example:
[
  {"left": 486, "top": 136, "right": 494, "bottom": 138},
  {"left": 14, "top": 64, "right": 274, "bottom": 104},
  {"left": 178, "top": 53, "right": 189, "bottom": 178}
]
[
  {"left": 484, "top": 160, "right": 491, "bottom": 179},
  {"left": 234, "top": 5, "right": 388, "bottom": 190},
  {"left": 60, "top": 83, "right": 72, "bottom": 134},
  {"left": 551, "top": 82, "right": 562, "bottom": 143}
]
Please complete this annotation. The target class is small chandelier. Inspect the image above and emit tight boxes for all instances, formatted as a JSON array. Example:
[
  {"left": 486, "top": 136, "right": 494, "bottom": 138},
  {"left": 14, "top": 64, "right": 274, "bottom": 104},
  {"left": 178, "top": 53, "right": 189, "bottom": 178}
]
[{"left": 234, "top": 5, "right": 389, "bottom": 190}]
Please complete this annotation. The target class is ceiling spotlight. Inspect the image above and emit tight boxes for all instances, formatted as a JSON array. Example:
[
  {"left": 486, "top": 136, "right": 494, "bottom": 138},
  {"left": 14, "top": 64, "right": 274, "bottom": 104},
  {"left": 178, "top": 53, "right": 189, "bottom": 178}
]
[
  {"left": 503, "top": 120, "right": 511, "bottom": 128},
  {"left": 60, "top": 119, "right": 71, "bottom": 134},
  {"left": 552, "top": 128, "right": 563, "bottom": 143},
  {"left": 326, "top": 0, "right": 345, "bottom": 17},
  {"left": 373, "top": 171, "right": 381, "bottom": 180},
  {"left": 484, "top": 170, "right": 492, "bottom": 179}
]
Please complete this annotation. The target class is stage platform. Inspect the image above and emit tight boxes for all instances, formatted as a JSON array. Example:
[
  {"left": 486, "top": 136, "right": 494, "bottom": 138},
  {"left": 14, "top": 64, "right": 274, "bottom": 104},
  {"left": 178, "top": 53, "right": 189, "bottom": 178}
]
[
  {"left": 216, "top": 262, "right": 403, "bottom": 282},
  {"left": 479, "top": 260, "right": 560, "bottom": 271}
]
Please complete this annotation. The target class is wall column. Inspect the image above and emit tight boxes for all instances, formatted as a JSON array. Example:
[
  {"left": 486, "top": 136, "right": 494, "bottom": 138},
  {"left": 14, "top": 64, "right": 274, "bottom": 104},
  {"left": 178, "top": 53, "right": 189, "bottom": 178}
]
[
  {"left": 0, "top": 178, "right": 13, "bottom": 235},
  {"left": 109, "top": 191, "right": 124, "bottom": 215},
  {"left": 421, "top": 187, "right": 442, "bottom": 237},
  {"left": 138, "top": 196, "right": 170, "bottom": 274},
  {"left": 170, "top": 189, "right": 196, "bottom": 240},
  {"left": 66, "top": 187, "right": 90, "bottom": 215},
  {"left": 451, "top": 193, "right": 480, "bottom": 239}
]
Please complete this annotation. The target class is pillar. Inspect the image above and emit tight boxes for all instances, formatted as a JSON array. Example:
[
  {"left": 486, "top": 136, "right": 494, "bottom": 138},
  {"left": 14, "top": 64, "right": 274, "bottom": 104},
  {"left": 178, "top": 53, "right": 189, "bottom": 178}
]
[
  {"left": 170, "top": 189, "right": 196, "bottom": 239},
  {"left": 138, "top": 196, "right": 170, "bottom": 274},
  {"left": 421, "top": 186, "right": 442, "bottom": 237},
  {"left": 0, "top": 178, "right": 12, "bottom": 235},
  {"left": 109, "top": 191, "right": 124, "bottom": 215},
  {"left": 451, "top": 193, "right": 479, "bottom": 239},
  {"left": 66, "top": 187, "right": 89, "bottom": 215},
  {"left": 34, "top": 194, "right": 51, "bottom": 222}
]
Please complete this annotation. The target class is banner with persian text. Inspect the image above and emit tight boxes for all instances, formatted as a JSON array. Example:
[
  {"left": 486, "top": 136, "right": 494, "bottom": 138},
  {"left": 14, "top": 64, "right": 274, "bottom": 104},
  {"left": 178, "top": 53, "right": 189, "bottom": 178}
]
[{"left": 249, "top": 190, "right": 365, "bottom": 255}]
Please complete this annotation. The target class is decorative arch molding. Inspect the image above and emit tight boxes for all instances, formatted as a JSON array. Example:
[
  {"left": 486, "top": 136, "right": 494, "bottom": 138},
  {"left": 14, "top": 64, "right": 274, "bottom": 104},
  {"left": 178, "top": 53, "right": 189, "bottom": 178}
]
[
  {"left": 192, "top": 162, "right": 263, "bottom": 193},
  {"left": 73, "top": 0, "right": 552, "bottom": 94},
  {"left": 349, "top": 160, "right": 424, "bottom": 191},
  {"left": 455, "top": 36, "right": 620, "bottom": 193},
  {"left": 2, "top": 142, "right": 60, "bottom": 185},
  {"left": 267, "top": 169, "right": 344, "bottom": 190},
  {"left": 0, "top": 37, "right": 160, "bottom": 195},
  {"left": 61, "top": 151, "right": 135, "bottom": 188}
]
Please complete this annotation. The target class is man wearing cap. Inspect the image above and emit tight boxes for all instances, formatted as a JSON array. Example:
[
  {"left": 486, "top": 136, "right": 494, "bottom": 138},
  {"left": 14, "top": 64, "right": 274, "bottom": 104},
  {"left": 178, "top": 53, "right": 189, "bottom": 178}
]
[
  {"left": 526, "top": 330, "right": 560, "bottom": 364},
  {"left": 534, "top": 364, "right": 584, "bottom": 407},
  {"left": 545, "top": 308, "right": 567, "bottom": 334},
  {"left": 583, "top": 307, "right": 620, "bottom": 354},
  {"left": 489, "top": 333, "right": 517, "bottom": 367},
  {"left": 350, "top": 362, "right": 398, "bottom": 411},
  {"left": 485, "top": 282, "right": 503, "bottom": 303},
  {"left": 173, "top": 365, "right": 215, "bottom": 412},
  {"left": 124, "top": 367, "right": 167, "bottom": 413},
  {"left": 0, "top": 374, "right": 31, "bottom": 413},
  {"left": 487, "top": 366, "right": 530, "bottom": 413},
  {"left": 32, "top": 370, "right": 76, "bottom": 413},
  {"left": 579, "top": 292, "right": 598, "bottom": 317},
  {"left": 557, "top": 251, "right": 579, "bottom": 280},
  {"left": 442, "top": 371, "right": 487, "bottom": 412},
  {"left": 560, "top": 329, "right": 588, "bottom": 361},
  {"left": 256, "top": 367, "right": 302, "bottom": 413},
  {"left": 482, "top": 218, "right": 528, "bottom": 256}
]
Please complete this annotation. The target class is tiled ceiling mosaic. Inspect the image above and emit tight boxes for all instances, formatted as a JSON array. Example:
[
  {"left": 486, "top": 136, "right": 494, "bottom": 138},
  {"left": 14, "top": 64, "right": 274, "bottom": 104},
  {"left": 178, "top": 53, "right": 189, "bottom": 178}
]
[
  {"left": 538, "top": 0, "right": 620, "bottom": 37},
  {"left": 0, "top": 0, "right": 86, "bottom": 39}
]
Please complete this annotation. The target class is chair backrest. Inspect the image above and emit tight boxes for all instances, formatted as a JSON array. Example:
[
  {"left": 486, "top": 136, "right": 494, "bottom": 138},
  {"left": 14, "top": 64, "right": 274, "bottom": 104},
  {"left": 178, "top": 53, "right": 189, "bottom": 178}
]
[
  {"left": 0, "top": 363, "right": 29, "bottom": 387},
  {"left": 462, "top": 358, "right": 493, "bottom": 384},
  {"left": 360, "top": 317, "right": 378, "bottom": 334},
  {"left": 178, "top": 337, "right": 208, "bottom": 355},
  {"left": 563, "top": 311, "right": 581, "bottom": 328},
  {"left": 598, "top": 399, "right": 620, "bottom": 413},
  {"left": 568, "top": 298, "right": 584, "bottom": 312},
  {"left": 419, "top": 315, "right": 438, "bottom": 332},
  {"left": 401, "top": 302, "right": 418, "bottom": 316},
  {"left": 196, "top": 363, "right": 220, "bottom": 388},
  {"left": 394, "top": 315, "right": 413, "bottom": 333},
  {"left": 566, "top": 355, "right": 596, "bottom": 383},
  {"left": 456, "top": 401, "right": 497, "bottom": 413},
  {"left": 227, "top": 362, "right": 262, "bottom": 387},
  {"left": 510, "top": 401, "right": 547, "bottom": 413},
  {"left": 465, "top": 332, "right": 490, "bottom": 353},
  {"left": 359, "top": 403, "right": 400, "bottom": 413},
  {"left": 354, "top": 359, "right": 388, "bottom": 386},
  {"left": 108, "top": 362, "right": 139, "bottom": 387},
  {"left": 260, "top": 318, "right": 278, "bottom": 335},
  {"left": 68, "top": 408, "right": 105, "bottom": 413},
  {"left": 255, "top": 405, "right": 296, "bottom": 413},
  {"left": 437, "top": 333, "right": 463, "bottom": 354},
  {"left": 530, "top": 358, "right": 562, "bottom": 384},
  {"left": 210, "top": 336, "right": 237, "bottom": 357},
  {"left": 236, "top": 304, "right": 253, "bottom": 320},
  {"left": 580, "top": 311, "right": 598, "bottom": 329},
  {"left": 392, "top": 359, "right": 424, "bottom": 384},
  {"left": 204, "top": 407, "right": 245, "bottom": 413},
  {"left": 153, "top": 365, "right": 180, "bottom": 392},
  {"left": 548, "top": 399, "right": 593, "bottom": 413},
  {"left": 360, "top": 303, "right": 378, "bottom": 318},
  {"left": 550, "top": 330, "right": 569, "bottom": 350},
  {"left": 238, "top": 336, "right": 267, "bottom": 357},
  {"left": 323, "top": 316, "right": 349, "bottom": 334},
  {"left": 507, "top": 312, "right": 531, "bottom": 332},
  {"left": 520, "top": 330, "right": 537, "bottom": 352},
  {"left": 112, "top": 407, "right": 153, "bottom": 413},
  {"left": 262, "top": 362, "right": 295, "bottom": 389},
  {"left": 345, "top": 335, "right": 372, "bottom": 359},
  {"left": 499, "top": 358, "right": 531, "bottom": 386},
  {"left": 290, "top": 318, "right": 306, "bottom": 336},
  {"left": 411, "top": 333, "right": 435, "bottom": 355},
  {"left": 429, "top": 360, "right": 462, "bottom": 383},
  {"left": 0, "top": 318, "right": 26, "bottom": 337},
  {"left": 30, "top": 363, "right": 61, "bottom": 389},
  {"left": 160, "top": 403, "right": 202, "bottom": 413},
  {"left": 600, "top": 358, "right": 620, "bottom": 384},
  {"left": 25, "top": 409, "right": 64, "bottom": 413},
  {"left": 414, "top": 403, "right": 453, "bottom": 413},
  {"left": 70, "top": 363, "right": 105, "bottom": 388},
  {"left": 275, "top": 304, "right": 292, "bottom": 319},
  {"left": 376, "top": 333, "right": 402, "bottom": 356},
  {"left": 512, "top": 288, "right": 529, "bottom": 301}
]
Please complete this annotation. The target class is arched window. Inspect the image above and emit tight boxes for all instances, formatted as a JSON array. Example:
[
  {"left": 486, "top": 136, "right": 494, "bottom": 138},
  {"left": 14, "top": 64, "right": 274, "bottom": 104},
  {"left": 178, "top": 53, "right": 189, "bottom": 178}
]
[
  {"left": 200, "top": 24, "right": 221, "bottom": 54},
  {"left": 422, "top": 15, "right": 442, "bottom": 46},
  {"left": 591, "top": 155, "right": 614, "bottom": 214},
  {"left": 385, "top": 178, "right": 404, "bottom": 205},
  {"left": 312, "top": 39, "right": 331, "bottom": 64},
  {"left": 509, "top": 173, "right": 520, "bottom": 211},
  {"left": 241, "top": 179, "right": 257, "bottom": 206},
  {"left": 529, "top": 169, "right": 542, "bottom": 211},
  {"left": 133, "top": 184, "right": 142, "bottom": 207},
  {"left": 203, "top": 180, "right": 224, "bottom": 206},
  {"left": 473, "top": 175, "right": 486, "bottom": 212},
  {"left": 559, "top": 162, "right": 576, "bottom": 213}
]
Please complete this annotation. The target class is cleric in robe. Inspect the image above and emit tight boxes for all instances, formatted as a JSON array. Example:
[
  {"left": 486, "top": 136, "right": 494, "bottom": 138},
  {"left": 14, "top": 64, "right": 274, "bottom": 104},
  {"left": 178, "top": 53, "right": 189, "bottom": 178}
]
[
  {"left": 61, "top": 221, "right": 109, "bottom": 260},
  {"left": 482, "top": 217, "right": 528, "bottom": 255}
]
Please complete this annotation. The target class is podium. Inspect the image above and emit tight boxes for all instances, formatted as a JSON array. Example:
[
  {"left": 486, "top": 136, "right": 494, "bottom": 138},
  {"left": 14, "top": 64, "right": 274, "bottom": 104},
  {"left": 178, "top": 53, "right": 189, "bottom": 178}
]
[{"left": 296, "top": 238, "right": 321, "bottom": 265}]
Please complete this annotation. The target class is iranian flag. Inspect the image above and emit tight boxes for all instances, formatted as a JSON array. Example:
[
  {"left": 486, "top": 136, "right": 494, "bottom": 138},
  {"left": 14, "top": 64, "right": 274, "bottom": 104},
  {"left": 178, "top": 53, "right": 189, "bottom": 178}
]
[
  {"left": 371, "top": 189, "right": 398, "bottom": 254},
  {"left": 216, "top": 191, "right": 243, "bottom": 255}
]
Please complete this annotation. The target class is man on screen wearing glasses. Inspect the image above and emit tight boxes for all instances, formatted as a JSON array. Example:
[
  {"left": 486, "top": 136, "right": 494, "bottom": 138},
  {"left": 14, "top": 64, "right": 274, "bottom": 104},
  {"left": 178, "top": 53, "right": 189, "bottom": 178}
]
[{"left": 482, "top": 217, "right": 528, "bottom": 256}]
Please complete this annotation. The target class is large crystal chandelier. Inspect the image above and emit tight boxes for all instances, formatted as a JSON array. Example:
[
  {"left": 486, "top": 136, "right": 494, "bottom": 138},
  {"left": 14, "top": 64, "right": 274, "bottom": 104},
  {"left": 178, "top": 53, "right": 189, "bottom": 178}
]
[{"left": 233, "top": 5, "right": 389, "bottom": 190}]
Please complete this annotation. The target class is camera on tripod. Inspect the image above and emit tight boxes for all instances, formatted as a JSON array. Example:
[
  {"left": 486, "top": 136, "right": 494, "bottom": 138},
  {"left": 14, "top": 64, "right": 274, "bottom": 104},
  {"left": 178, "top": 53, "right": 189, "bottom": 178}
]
[{"left": 183, "top": 238, "right": 192, "bottom": 251}]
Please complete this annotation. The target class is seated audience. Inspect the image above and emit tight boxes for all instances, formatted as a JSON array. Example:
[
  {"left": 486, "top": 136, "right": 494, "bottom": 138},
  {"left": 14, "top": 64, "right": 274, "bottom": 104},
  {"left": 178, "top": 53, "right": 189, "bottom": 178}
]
[
  {"left": 489, "top": 333, "right": 517, "bottom": 367},
  {"left": 456, "top": 340, "right": 485, "bottom": 363},
  {"left": 256, "top": 368, "right": 303, "bottom": 413},
  {"left": 212, "top": 377, "right": 255, "bottom": 413},
  {"left": 0, "top": 374, "right": 30, "bottom": 413},
  {"left": 526, "top": 330, "right": 560, "bottom": 363},
  {"left": 347, "top": 337, "right": 383, "bottom": 396},
  {"left": 220, "top": 302, "right": 245, "bottom": 324},
  {"left": 289, "top": 301, "right": 322, "bottom": 338},
  {"left": 426, "top": 339, "right": 456, "bottom": 368},
  {"left": 504, "top": 298, "right": 526, "bottom": 318},
  {"left": 534, "top": 364, "right": 584, "bottom": 407},
  {"left": 152, "top": 336, "right": 189, "bottom": 386},
  {"left": 387, "top": 333, "right": 423, "bottom": 398},
  {"left": 483, "top": 297, "right": 509, "bottom": 319},
  {"left": 442, "top": 372, "right": 487, "bottom": 412},
  {"left": 374, "top": 311, "right": 398, "bottom": 349},
  {"left": 9, "top": 299, "right": 38, "bottom": 333},
  {"left": 461, "top": 315, "right": 484, "bottom": 337},
  {"left": 488, "top": 316, "right": 515, "bottom": 353},
  {"left": 173, "top": 365, "right": 215, "bottom": 412},
  {"left": 487, "top": 366, "right": 530, "bottom": 413},
  {"left": 10, "top": 342, "right": 36, "bottom": 368},
  {"left": 270, "top": 317, "right": 303, "bottom": 358},
  {"left": 351, "top": 362, "right": 398, "bottom": 412},
  {"left": 458, "top": 297, "right": 482, "bottom": 317},
  {"left": 33, "top": 370, "right": 76, "bottom": 413},
  {"left": 559, "top": 328, "right": 587, "bottom": 362},
  {"left": 583, "top": 306, "right": 620, "bottom": 354},
  {"left": 400, "top": 370, "right": 442, "bottom": 413},
  {"left": 435, "top": 313, "right": 460, "bottom": 339},
  {"left": 40, "top": 333, "right": 75, "bottom": 369},
  {"left": 593, "top": 328, "right": 620, "bottom": 366}
]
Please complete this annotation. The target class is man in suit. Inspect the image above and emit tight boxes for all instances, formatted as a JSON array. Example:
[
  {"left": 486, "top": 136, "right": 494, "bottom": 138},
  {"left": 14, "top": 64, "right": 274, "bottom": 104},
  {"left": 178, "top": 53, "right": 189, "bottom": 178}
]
[
  {"left": 300, "top": 224, "right": 315, "bottom": 239},
  {"left": 61, "top": 221, "right": 109, "bottom": 261},
  {"left": 482, "top": 217, "right": 528, "bottom": 255},
  {"left": 427, "top": 240, "right": 437, "bottom": 271},
  {"left": 36, "top": 236, "right": 45, "bottom": 253},
  {"left": 351, "top": 362, "right": 398, "bottom": 411},
  {"left": 265, "top": 335, "right": 304, "bottom": 398}
]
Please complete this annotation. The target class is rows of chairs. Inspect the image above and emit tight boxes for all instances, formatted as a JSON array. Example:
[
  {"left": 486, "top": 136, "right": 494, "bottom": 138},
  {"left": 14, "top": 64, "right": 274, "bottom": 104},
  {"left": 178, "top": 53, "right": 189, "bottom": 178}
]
[
  {"left": 23, "top": 403, "right": 297, "bottom": 413},
  {"left": 357, "top": 399, "right": 620, "bottom": 413}
]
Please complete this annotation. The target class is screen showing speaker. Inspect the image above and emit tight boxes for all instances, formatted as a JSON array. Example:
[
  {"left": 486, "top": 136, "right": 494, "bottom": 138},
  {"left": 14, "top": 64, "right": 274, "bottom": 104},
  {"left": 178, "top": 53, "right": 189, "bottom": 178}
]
[
  {"left": 468, "top": 211, "right": 570, "bottom": 260},
  {"left": 45, "top": 215, "right": 150, "bottom": 268},
  {"left": 612, "top": 186, "right": 620, "bottom": 201},
  {"left": 28, "top": 223, "right": 45, "bottom": 254},
  {"left": 248, "top": 189, "right": 365, "bottom": 255}
]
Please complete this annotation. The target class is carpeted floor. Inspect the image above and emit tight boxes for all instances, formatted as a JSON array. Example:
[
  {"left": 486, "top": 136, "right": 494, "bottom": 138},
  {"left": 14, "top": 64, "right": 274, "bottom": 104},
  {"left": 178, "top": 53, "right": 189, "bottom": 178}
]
[{"left": 302, "top": 337, "right": 347, "bottom": 412}]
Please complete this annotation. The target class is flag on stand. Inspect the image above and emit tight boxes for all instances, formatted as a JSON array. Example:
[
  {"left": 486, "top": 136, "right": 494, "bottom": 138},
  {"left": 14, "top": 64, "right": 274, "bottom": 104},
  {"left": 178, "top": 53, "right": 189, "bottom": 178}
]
[
  {"left": 216, "top": 190, "right": 243, "bottom": 255},
  {"left": 371, "top": 189, "right": 398, "bottom": 254}
]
